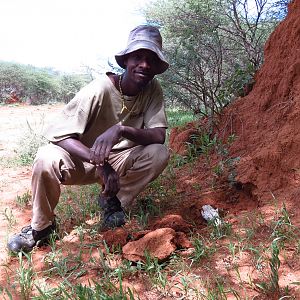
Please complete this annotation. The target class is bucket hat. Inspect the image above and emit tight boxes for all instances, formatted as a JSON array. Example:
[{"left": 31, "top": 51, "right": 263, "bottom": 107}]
[{"left": 115, "top": 25, "right": 169, "bottom": 74}]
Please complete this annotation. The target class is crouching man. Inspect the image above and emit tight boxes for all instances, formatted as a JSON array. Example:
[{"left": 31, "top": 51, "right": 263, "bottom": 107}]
[{"left": 8, "top": 25, "right": 170, "bottom": 253}]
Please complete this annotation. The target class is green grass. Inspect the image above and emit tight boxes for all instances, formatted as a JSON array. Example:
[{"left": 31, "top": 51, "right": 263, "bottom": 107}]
[
  {"left": 166, "top": 107, "right": 196, "bottom": 128},
  {"left": 16, "top": 190, "right": 32, "bottom": 208},
  {"left": 55, "top": 184, "right": 101, "bottom": 227},
  {"left": 165, "top": 108, "right": 196, "bottom": 145}
]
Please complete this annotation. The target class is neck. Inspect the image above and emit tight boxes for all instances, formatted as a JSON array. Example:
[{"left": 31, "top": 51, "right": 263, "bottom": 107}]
[{"left": 120, "top": 73, "right": 145, "bottom": 96}]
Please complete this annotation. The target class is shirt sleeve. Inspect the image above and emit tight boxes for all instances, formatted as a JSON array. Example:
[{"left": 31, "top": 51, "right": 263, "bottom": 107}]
[{"left": 43, "top": 80, "right": 102, "bottom": 142}]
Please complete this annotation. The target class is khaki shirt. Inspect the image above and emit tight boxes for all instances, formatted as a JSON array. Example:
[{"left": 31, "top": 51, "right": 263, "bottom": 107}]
[{"left": 44, "top": 73, "right": 168, "bottom": 150}]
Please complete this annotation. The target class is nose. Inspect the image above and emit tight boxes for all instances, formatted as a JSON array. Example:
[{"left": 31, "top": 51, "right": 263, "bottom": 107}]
[{"left": 139, "top": 57, "right": 151, "bottom": 69}]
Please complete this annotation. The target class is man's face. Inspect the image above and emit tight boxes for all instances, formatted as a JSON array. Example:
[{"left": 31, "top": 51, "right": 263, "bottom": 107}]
[{"left": 124, "top": 49, "right": 161, "bottom": 88}]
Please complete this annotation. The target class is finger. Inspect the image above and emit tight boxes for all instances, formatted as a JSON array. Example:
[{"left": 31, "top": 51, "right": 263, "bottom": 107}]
[
  {"left": 90, "top": 144, "right": 103, "bottom": 166},
  {"left": 96, "top": 143, "right": 109, "bottom": 166},
  {"left": 95, "top": 166, "right": 104, "bottom": 178},
  {"left": 96, "top": 144, "right": 110, "bottom": 166},
  {"left": 102, "top": 187, "right": 109, "bottom": 197},
  {"left": 89, "top": 148, "right": 96, "bottom": 163},
  {"left": 102, "top": 183, "right": 113, "bottom": 197},
  {"left": 103, "top": 178, "right": 118, "bottom": 197},
  {"left": 104, "top": 145, "right": 112, "bottom": 163},
  {"left": 90, "top": 144, "right": 102, "bottom": 164},
  {"left": 102, "top": 173, "right": 111, "bottom": 196}
]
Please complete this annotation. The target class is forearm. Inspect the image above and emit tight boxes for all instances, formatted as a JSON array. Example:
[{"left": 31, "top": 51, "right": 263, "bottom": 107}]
[
  {"left": 120, "top": 126, "right": 166, "bottom": 145},
  {"left": 54, "top": 138, "right": 91, "bottom": 162},
  {"left": 55, "top": 126, "right": 166, "bottom": 168}
]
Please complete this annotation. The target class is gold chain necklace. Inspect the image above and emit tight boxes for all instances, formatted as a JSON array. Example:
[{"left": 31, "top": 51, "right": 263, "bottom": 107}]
[{"left": 118, "top": 75, "right": 130, "bottom": 114}]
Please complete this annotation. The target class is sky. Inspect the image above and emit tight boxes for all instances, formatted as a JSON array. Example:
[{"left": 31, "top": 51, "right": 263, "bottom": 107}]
[{"left": 0, "top": 0, "right": 151, "bottom": 72}]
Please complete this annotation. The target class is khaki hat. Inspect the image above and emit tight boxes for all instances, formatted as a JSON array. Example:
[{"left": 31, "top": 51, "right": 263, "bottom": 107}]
[{"left": 115, "top": 25, "right": 169, "bottom": 74}]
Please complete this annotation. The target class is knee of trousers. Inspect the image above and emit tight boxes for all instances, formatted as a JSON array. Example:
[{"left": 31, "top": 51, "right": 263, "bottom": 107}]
[
  {"left": 142, "top": 144, "right": 170, "bottom": 172},
  {"left": 32, "top": 145, "right": 66, "bottom": 180}
]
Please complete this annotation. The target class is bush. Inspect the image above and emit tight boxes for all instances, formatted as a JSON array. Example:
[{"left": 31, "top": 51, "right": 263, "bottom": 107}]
[{"left": 0, "top": 61, "right": 90, "bottom": 105}]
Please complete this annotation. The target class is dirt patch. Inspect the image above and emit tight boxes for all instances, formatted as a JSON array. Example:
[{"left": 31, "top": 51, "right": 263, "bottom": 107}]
[
  {"left": 0, "top": 103, "right": 63, "bottom": 158},
  {"left": 0, "top": 104, "right": 64, "bottom": 265}
]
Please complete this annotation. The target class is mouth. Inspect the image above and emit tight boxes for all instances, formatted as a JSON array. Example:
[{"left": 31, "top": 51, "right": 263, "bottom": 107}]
[{"left": 134, "top": 71, "right": 152, "bottom": 81}]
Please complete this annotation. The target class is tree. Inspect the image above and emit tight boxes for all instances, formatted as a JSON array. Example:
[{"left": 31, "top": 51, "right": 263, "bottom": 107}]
[{"left": 144, "top": 0, "right": 287, "bottom": 124}]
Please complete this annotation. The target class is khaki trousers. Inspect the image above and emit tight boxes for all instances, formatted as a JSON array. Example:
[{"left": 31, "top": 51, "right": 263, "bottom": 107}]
[{"left": 31, "top": 143, "right": 169, "bottom": 231}]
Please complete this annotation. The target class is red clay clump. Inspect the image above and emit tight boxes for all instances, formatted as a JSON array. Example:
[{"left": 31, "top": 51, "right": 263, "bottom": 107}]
[{"left": 122, "top": 228, "right": 178, "bottom": 262}]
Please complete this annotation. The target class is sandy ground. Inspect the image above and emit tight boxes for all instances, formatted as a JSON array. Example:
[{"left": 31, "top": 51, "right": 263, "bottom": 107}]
[
  {"left": 0, "top": 103, "right": 63, "bottom": 158},
  {"left": 0, "top": 103, "right": 64, "bottom": 264}
]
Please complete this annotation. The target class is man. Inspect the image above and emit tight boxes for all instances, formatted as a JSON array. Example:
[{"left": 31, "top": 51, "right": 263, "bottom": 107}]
[{"left": 7, "top": 25, "right": 170, "bottom": 253}]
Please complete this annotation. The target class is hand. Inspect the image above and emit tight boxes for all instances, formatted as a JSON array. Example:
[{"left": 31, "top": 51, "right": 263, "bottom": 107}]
[
  {"left": 90, "top": 125, "right": 122, "bottom": 166},
  {"left": 96, "top": 162, "right": 120, "bottom": 197}
]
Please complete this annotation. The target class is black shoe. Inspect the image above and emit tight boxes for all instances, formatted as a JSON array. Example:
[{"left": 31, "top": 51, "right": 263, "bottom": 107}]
[
  {"left": 7, "top": 222, "right": 57, "bottom": 253},
  {"left": 97, "top": 195, "right": 126, "bottom": 228}
]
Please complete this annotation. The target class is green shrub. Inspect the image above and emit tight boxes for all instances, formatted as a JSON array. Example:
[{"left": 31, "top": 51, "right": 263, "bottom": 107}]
[{"left": 0, "top": 61, "right": 90, "bottom": 105}]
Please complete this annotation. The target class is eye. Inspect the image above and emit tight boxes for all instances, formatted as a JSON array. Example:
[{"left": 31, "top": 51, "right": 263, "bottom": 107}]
[
  {"left": 131, "top": 53, "right": 142, "bottom": 61},
  {"left": 150, "top": 54, "right": 160, "bottom": 65}
]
